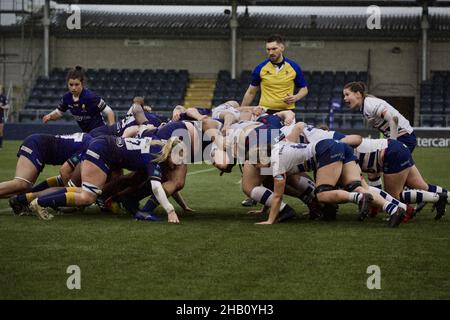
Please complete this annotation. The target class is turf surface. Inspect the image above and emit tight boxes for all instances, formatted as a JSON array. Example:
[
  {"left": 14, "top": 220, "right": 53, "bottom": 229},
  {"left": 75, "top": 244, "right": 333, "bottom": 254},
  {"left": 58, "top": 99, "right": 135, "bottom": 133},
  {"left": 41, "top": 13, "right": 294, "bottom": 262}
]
[{"left": 0, "top": 140, "right": 449, "bottom": 299}]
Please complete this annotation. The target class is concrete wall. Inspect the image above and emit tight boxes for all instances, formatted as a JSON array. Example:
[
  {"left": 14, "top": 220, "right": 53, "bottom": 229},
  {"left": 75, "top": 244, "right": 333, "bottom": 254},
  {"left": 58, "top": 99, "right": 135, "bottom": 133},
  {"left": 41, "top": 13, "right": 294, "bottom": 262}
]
[
  {"left": 52, "top": 38, "right": 230, "bottom": 76},
  {"left": 0, "top": 36, "right": 43, "bottom": 109},
  {"left": 430, "top": 41, "right": 450, "bottom": 72},
  {"left": 0, "top": 37, "right": 43, "bottom": 85}
]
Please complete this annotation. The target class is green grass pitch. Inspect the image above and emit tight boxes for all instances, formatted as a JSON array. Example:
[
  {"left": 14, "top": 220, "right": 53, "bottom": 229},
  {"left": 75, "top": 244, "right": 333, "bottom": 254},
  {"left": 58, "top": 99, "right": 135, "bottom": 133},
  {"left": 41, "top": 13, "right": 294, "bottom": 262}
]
[{"left": 0, "top": 140, "right": 449, "bottom": 299}]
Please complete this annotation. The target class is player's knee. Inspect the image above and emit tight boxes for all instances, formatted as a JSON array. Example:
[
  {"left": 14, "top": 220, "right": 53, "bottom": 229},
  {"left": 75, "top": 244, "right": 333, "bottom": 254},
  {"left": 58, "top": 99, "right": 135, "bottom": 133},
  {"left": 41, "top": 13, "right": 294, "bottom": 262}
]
[
  {"left": 344, "top": 180, "right": 362, "bottom": 192},
  {"left": 78, "top": 191, "right": 96, "bottom": 205},
  {"left": 81, "top": 182, "right": 102, "bottom": 205},
  {"left": 315, "top": 184, "right": 336, "bottom": 202},
  {"left": 174, "top": 178, "right": 185, "bottom": 191},
  {"left": 13, "top": 177, "right": 33, "bottom": 193}
]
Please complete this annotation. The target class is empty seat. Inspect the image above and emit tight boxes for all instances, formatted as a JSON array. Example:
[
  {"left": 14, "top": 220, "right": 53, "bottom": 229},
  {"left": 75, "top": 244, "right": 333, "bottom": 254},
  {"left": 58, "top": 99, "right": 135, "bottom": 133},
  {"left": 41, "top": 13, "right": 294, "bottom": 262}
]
[
  {"left": 420, "top": 102, "right": 432, "bottom": 113},
  {"left": 431, "top": 102, "right": 444, "bottom": 113},
  {"left": 431, "top": 116, "right": 445, "bottom": 127},
  {"left": 421, "top": 116, "right": 432, "bottom": 127}
]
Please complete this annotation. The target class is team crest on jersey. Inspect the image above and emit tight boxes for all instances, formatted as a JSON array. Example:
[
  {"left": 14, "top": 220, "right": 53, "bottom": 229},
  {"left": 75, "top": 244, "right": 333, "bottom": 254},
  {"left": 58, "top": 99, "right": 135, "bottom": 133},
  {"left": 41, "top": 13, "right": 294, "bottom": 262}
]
[{"left": 115, "top": 137, "right": 124, "bottom": 148}]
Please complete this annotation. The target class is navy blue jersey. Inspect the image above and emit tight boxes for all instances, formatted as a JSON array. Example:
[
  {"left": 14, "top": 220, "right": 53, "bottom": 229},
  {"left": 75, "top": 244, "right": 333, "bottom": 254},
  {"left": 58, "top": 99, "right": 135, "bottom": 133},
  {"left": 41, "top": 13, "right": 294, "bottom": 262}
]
[
  {"left": 0, "top": 94, "right": 8, "bottom": 122},
  {"left": 58, "top": 88, "right": 108, "bottom": 133},
  {"left": 179, "top": 108, "right": 211, "bottom": 121},
  {"left": 140, "top": 121, "right": 187, "bottom": 140},
  {"left": 17, "top": 133, "right": 92, "bottom": 172},
  {"left": 256, "top": 114, "right": 284, "bottom": 129},
  {"left": 84, "top": 135, "right": 163, "bottom": 179},
  {"left": 91, "top": 112, "right": 163, "bottom": 138},
  {"left": 119, "top": 112, "right": 162, "bottom": 132}
]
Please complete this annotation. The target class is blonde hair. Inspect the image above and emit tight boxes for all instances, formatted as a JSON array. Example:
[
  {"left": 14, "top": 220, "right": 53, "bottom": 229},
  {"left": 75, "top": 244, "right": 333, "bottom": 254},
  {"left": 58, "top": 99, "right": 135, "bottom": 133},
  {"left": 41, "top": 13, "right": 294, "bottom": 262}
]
[{"left": 152, "top": 136, "right": 183, "bottom": 163}]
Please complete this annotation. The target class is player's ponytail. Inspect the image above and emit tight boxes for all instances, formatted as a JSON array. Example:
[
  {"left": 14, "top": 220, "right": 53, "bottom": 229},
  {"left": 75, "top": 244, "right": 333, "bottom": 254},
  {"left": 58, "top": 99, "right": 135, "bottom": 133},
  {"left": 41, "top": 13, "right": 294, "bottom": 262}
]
[
  {"left": 66, "top": 65, "right": 86, "bottom": 83},
  {"left": 152, "top": 137, "right": 183, "bottom": 163}
]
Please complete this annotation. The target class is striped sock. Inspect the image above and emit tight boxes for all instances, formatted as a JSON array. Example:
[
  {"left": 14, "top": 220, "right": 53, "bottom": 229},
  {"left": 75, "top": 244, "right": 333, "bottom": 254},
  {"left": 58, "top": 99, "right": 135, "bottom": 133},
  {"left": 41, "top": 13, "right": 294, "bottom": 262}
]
[
  {"left": 427, "top": 184, "right": 448, "bottom": 194},
  {"left": 250, "top": 186, "right": 286, "bottom": 211},
  {"left": 296, "top": 176, "right": 316, "bottom": 204},
  {"left": 369, "top": 187, "right": 407, "bottom": 210},
  {"left": 368, "top": 176, "right": 382, "bottom": 189},
  {"left": 382, "top": 202, "right": 399, "bottom": 216},
  {"left": 349, "top": 192, "right": 362, "bottom": 204},
  {"left": 37, "top": 192, "right": 73, "bottom": 208},
  {"left": 401, "top": 190, "right": 440, "bottom": 204},
  {"left": 31, "top": 176, "right": 64, "bottom": 192},
  {"left": 16, "top": 193, "right": 35, "bottom": 205}
]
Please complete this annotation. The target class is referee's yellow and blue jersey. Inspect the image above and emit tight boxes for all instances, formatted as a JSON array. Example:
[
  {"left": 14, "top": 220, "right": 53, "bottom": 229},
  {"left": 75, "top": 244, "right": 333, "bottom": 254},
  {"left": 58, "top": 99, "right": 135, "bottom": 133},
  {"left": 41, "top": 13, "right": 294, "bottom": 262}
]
[{"left": 251, "top": 57, "right": 307, "bottom": 110}]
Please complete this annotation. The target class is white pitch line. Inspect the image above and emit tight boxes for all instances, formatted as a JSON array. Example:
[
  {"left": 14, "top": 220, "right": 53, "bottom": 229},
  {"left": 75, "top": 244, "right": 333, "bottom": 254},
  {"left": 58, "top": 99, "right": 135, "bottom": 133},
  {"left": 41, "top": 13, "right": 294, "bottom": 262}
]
[
  {"left": 0, "top": 208, "right": 12, "bottom": 213},
  {"left": 187, "top": 168, "right": 216, "bottom": 176}
]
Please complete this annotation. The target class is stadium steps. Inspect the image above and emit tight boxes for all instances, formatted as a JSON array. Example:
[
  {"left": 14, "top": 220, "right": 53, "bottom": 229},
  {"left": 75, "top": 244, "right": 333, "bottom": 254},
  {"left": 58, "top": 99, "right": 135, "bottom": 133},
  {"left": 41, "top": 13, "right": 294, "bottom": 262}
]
[{"left": 183, "top": 78, "right": 215, "bottom": 108}]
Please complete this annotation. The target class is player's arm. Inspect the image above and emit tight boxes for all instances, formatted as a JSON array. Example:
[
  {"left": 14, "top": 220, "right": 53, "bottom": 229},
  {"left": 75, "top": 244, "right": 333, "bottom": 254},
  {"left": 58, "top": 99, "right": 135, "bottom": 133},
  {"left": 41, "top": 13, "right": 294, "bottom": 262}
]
[
  {"left": 185, "top": 107, "right": 208, "bottom": 121},
  {"left": 340, "top": 134, "right": 363, "bottom": 147},
  {"left": 150, "top": 179, "right": 179, "bottom": 223},
  {"left": 274, "top": 110, "right": 296, "bottom": 125},
  {"left": 0, "top": 100, "right": 9, "bottom": 110},
  {"left": 241, "top": 85, "right": 259, "bottom": 107},
  {"left": 42, "top": 108, "right": 63, "bottom": 123},
  {"left": 256, "top": 174, "right": 286, "bottom": 225},
  {"left": 172, "top": 191, "right": 194, "bottom": 212},
  {"left": 286, "top": 122, "right": 306, "bottom": 143},
  {"left": 381, "top": 110, "right": 399, "bottom": 139},
  {"left": 102, "top": 105, "right": 115, "bottom": 125}
]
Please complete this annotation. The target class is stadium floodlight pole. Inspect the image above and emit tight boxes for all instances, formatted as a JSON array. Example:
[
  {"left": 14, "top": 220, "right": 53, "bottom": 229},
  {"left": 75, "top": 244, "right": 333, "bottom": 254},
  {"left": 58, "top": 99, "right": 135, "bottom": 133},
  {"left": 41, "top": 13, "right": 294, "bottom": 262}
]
[
  {"left": 43, "top": 0, "right": 50, "bottom": 77},
  {"left": 230, "top": 0, "right": 238, "bottom": 80},
  {"left": 421, "top": 4, "right": 429, "bottom": 82}
]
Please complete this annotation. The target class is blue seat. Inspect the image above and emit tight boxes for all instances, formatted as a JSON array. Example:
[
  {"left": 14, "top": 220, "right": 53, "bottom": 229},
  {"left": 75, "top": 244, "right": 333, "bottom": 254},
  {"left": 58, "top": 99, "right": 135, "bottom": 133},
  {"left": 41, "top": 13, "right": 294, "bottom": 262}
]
[
  {"left": 431, "top": 102, "right": 444, "bottom": 113},
  {"left": 421, "top": 116, "right": 432, "bottom": 127},
  {"left": 431, "top": 116, "right": 445, "bottom": 127},
  {"left": 420, "top": 102, "right": 432, "bottom": 114}
]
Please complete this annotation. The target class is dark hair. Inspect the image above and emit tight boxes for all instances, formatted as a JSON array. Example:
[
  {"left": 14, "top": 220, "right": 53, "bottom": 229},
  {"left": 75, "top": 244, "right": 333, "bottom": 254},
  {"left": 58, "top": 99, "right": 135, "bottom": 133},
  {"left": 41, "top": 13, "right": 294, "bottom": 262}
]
[
  {"left": 317, "top": 123, "right": 330, "bottom": 131},
  {"left": 66, "top": 65, "right": 85, "bottom": 83},
  {"left": 266, "top": 34, "right": 284, "bottom": 44},
  {"left": 344, "top": 81, "right": 367, "bottom": 96}
]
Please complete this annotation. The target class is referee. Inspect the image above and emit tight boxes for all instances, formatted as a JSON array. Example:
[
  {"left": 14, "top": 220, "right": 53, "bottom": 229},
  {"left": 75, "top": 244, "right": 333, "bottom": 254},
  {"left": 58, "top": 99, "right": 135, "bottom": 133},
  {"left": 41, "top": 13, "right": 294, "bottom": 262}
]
[{"left": 241, "top": 34, "right": 308, "bottom": 113}]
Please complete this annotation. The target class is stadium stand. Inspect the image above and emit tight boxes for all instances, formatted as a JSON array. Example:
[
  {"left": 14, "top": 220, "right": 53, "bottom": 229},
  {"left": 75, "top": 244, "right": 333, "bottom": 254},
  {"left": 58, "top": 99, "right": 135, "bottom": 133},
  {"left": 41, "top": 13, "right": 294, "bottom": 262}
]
[
  {"left": 419, "top": 71, "right": 450, "bottom": 127},
  {"left": 21, "top": 68, "right": 189, "bottom": 122}
]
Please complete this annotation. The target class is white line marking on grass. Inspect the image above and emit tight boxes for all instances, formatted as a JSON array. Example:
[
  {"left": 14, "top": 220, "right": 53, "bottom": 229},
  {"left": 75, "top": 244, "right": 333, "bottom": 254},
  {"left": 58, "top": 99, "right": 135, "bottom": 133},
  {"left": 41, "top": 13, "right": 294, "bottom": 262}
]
[
  {"left": 0, "top": 208, "right": 12, "bottom": 214},
  {"left": 187, "top": 168, "right": 216, "bottom": 176}
]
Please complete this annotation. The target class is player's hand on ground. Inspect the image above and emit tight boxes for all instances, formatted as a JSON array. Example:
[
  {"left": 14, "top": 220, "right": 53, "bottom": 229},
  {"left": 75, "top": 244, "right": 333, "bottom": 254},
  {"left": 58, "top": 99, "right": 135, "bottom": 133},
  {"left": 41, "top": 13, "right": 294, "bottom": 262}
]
[{"left": 168, "top": 210, "right": 180, "bottom": 223}]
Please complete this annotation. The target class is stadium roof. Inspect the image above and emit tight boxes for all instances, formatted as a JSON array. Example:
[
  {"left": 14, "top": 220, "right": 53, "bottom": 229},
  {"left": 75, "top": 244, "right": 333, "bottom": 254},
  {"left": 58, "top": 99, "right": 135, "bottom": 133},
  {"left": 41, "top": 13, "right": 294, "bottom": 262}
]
[
  {"left": 42, "top": 5, "right": 450, "bottom": 39},
  {"left": 54, "top": 0, "right": 450, "bottom": 6},
  {"left": 1, "top": 2, "right": 449, "bottom": 39}
]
